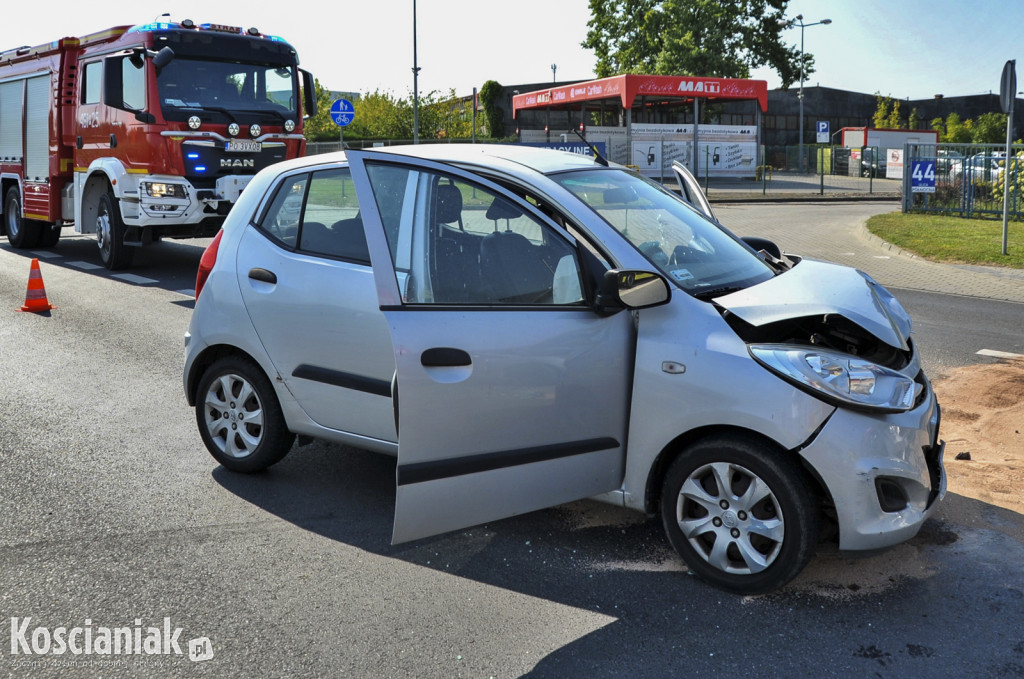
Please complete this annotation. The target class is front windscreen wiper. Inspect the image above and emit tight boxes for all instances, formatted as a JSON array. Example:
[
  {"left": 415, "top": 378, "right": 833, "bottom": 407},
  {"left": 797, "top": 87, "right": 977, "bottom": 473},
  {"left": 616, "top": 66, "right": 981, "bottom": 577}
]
[
  {"left": 177, "top": 105, "right": 238, "bottom": 124},
  {"left": 692, "top": 285, "right": 747, "bottom": 301}
]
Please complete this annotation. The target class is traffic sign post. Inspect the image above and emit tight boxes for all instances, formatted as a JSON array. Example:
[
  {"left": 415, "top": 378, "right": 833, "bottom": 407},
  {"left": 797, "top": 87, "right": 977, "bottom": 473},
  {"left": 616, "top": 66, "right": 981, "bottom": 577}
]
[
  {"left": 330, "top": 98, "right": 355, "bottom": 149},
  {"left": 1000, "top": 61, "right": 1015, "bottom": 255}
]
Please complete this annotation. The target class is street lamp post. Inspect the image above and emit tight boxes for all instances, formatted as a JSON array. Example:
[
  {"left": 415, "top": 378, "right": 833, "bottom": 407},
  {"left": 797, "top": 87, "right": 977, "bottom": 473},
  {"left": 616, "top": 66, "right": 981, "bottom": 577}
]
[
  {"left": 412, "top": 0, "right": 420, "bottom": 144},
  {"left": 781, "top": 14, "right": 831, "bottom": 172}
]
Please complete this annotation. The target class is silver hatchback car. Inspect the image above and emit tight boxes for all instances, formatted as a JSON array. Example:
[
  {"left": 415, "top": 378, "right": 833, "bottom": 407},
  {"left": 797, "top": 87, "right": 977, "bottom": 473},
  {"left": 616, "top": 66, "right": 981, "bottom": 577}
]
[{"left": 183, "top": 144, "right": 945, "bottom": 593}]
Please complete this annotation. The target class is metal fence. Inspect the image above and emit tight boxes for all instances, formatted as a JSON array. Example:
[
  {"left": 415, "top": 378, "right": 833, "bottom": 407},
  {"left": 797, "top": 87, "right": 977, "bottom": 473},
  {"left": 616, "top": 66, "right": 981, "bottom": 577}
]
[
  {"left": 305, "top": 139, "right": 905, "bottom": 197},
  {"left": 902, "top": 143, "right": 1023, "bottom": 219}
]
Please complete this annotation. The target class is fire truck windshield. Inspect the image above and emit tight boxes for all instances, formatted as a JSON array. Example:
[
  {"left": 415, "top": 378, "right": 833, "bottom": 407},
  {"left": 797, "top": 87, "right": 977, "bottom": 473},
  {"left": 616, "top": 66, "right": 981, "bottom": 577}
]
[{"left": 158, "top": 58, "right": 297, "bottom": 124}]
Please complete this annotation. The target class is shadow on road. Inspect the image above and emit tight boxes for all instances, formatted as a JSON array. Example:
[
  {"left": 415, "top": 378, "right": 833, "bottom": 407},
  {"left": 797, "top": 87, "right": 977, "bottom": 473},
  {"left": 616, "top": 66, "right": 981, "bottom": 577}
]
[{"left": 212, "top": 440, "right": 1024, "bottom": 677}]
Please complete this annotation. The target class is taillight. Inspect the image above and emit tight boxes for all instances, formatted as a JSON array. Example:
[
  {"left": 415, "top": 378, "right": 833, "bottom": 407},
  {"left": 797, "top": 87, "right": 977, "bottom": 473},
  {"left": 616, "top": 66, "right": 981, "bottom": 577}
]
[{"left": 195, "top": 229, "right": 224, "bottom": 299}]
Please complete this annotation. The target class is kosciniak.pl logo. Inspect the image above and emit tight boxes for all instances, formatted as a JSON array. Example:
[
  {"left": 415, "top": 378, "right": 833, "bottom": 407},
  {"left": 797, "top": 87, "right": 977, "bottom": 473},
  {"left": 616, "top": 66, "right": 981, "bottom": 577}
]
[{"left": 9, "top": 618, "right": 213, "bottom": 661}]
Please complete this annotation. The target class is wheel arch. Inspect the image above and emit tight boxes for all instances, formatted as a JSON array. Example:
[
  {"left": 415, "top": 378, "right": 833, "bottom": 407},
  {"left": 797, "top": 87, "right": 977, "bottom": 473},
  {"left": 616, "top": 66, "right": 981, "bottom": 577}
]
[
  {"left": 643, "top": 425, "right": 831, "bottom": 518},
  {"left": 78, "top": 170, "right": 116, "bottom": 235},
  {"left": 0, "top": 175, "right": 22, "bottom": 236},
  {"left": 186, "top": 343, "right": 272, "bottom": 407}
]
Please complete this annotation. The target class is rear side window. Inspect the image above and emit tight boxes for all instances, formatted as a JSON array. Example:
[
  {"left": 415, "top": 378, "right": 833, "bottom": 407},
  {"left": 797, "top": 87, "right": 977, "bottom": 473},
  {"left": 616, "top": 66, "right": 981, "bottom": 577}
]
[
  {"left": 257, "top": 167, "right": 369, "bottom": 263},
  {"left": 259, "top": 173, "right": 307, "bottom": 247}
]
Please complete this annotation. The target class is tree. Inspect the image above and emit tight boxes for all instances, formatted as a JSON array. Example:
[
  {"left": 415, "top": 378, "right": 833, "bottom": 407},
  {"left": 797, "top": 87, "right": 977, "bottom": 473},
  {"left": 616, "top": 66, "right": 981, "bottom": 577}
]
[
  {"left": 583, "top": 0, "right": 807, "bottom": 88},
  {"left": 872, "top": 95, "right": 904, "bottom": 129},
  {"left": 972, "top": 112, "right": 1008, "bottom": 144},
  {"left": 908, "top": 108, "right": 922, "bottom": 131},
  {"left": 479, "top": 80, "right": 505, "bottom": 138},
  {"left": 941, "top": 112, "right": 973, "bottom": 144}
]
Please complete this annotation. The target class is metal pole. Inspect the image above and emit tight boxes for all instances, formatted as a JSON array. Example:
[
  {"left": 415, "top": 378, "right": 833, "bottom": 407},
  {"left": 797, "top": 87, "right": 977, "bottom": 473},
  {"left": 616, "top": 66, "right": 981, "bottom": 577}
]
[
  {"left": 412, "top": 0, "right": 420, "bottom": 144},
  {"left": 1003, "top": 95, "right": 1014, "bottom": 255},
  {"left": 693, "top": 98, "right": 700, "bottom": 178},
  {"left": 799, "top": 21, "right": 804, "bottom": 173},
  {"left": 472, "top": 87, "right": 477, "bottom": 143}
]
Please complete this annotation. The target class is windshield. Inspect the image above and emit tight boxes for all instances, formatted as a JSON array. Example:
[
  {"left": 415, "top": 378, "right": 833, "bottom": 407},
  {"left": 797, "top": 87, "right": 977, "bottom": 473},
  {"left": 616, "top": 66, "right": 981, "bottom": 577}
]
[
  {"left": 158, "top": 58, "right": 297, "bottom": 124},
  {"left": 552, "top": 168, "right": 774, "bottom": 297}
]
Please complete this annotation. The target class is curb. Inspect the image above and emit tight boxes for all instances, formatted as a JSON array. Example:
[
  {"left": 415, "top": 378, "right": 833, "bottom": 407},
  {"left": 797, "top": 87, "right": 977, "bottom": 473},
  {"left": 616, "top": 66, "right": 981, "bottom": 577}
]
[
  {"left": 858, "top": 226, "right": 920, "bottom": 260},
  {"left": 709, "top": 192, "right": 901, "bottom": 204}
]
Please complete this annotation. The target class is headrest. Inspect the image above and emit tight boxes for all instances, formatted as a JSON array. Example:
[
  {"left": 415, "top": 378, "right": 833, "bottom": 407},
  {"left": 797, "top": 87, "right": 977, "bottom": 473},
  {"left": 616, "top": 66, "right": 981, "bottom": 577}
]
[
  {"left": 485, "top": 198, "right": 523, "bottom": 221},
  {"left": 603, "top": 186, "right": 638, "bottom": 204},
  {"left": 436, "top": 184, "right": 463, "bottom": 224}
]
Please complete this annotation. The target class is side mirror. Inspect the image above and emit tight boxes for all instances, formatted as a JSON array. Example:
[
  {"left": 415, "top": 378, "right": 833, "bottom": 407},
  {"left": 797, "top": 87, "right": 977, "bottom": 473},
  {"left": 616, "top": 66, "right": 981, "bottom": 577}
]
[
  {"left": 103, "top": 56, "right": 126, "bottom": 110},
  {"left": 152, "top": 46, "right": 175, "bottom": 73},
  {"left": 740, "top": 236, "right": 782, "bottom": 260},
  {"left": 301, "top": 69, "right": 317, "bottom": 119},
  {"left": 595, "top": 269, "right": 671, "bottom": 315}
]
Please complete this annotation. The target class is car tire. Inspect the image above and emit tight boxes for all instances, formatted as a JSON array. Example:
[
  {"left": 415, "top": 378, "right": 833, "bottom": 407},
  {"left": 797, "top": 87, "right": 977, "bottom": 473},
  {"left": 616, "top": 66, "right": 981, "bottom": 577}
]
[
  {"left": 4, "top": 187, "right": 42, "bottom": 249},
  {"left": 96, "top": 192, "right": 134, "bottom": 270},
  {"left": 660, "top": 434, "right": 819, "bottom": 594},
  {"left": 195, "top": 355, "right": 295, "bottom": 473}
]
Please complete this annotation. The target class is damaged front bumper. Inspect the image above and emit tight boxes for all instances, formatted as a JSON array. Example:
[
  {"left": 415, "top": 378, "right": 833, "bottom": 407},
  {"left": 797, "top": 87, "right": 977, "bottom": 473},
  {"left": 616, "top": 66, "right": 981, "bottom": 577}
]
[{"left": 798, "top": 383, "right": 946, "bottom": 551}]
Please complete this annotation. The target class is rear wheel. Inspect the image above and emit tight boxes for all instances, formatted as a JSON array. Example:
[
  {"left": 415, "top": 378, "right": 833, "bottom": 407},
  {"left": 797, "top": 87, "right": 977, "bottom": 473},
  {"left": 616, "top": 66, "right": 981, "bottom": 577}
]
[
  {"left": 96, "top": 192, "right": 134, "bottom": 270},
  {"left": 195, "top": 355, "right": 295, "bottom": 473},
  {"left": 660, "top": 434, "right": 819, "bottom": 594},
  {"left": 4, "top": 187, "right": 41, "bottom": 249}
]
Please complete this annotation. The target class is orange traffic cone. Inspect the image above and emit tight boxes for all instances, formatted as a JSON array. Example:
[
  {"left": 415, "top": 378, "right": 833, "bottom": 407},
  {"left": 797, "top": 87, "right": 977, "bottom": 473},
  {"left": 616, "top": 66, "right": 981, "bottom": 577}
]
[{"left": 17, "top": 258, "right": 55, "bottom": 312}]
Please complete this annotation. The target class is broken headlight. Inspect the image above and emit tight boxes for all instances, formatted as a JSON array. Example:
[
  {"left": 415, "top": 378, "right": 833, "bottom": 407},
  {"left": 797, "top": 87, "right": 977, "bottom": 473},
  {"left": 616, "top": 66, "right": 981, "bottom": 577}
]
[{"left": 749, "top": 344, "right": 917, "bottom": 412}]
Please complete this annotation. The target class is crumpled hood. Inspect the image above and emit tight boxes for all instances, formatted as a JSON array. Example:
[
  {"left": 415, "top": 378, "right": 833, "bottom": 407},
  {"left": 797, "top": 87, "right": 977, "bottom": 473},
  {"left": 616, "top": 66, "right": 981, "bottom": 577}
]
[{"left": 715, "top": 259, "right": 912, "bottom": 350}]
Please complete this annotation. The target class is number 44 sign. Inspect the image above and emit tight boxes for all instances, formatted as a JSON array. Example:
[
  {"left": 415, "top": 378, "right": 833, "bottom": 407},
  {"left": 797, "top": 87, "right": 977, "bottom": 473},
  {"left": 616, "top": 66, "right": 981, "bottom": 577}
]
[{"left": 911, "top": 160, "right": 936, "bottom": 193}]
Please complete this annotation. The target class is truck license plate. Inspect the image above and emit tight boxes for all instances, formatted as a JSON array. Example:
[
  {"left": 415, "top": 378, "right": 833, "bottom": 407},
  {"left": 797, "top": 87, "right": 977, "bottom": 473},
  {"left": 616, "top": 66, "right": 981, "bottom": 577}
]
[{"left": 226, "top": 140, "right": 261, "bottom": 153}]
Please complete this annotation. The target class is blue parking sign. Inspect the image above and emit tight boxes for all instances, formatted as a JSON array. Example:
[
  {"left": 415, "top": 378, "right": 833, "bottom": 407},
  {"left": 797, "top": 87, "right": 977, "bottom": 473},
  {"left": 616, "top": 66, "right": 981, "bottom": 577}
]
[{"left": 911, "top": 160, "right": 936, "bottom": 193}]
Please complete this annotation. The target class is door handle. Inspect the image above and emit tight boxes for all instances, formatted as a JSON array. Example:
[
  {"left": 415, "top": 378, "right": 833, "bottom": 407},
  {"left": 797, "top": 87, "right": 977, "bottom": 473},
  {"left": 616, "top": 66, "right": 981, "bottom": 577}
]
[
  {"left": 421, "top": 347, "right": 471, "bottom": 367},
  {"left": 248, "top": 268, "right": 277, "bottom": 284}
]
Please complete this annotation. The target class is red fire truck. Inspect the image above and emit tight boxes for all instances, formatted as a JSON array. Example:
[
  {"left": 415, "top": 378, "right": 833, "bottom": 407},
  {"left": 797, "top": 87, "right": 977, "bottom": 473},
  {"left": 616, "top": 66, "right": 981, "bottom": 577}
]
[{"left": 0, "top": 17, "right": 316, "bottom": 269}]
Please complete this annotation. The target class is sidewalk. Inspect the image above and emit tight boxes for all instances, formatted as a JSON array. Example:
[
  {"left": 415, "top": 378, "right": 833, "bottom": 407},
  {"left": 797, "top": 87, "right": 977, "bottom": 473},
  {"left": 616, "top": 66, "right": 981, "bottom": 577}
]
[{"left": 714, "top": 201, "right": 1024, "bottom": 304}]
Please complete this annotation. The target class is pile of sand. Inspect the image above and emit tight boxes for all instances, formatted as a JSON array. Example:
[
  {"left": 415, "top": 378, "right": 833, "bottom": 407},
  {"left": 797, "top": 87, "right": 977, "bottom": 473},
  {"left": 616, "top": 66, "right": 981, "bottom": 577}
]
[{"left": 935, "top": 359, "right": 1024, "bottom": 513}]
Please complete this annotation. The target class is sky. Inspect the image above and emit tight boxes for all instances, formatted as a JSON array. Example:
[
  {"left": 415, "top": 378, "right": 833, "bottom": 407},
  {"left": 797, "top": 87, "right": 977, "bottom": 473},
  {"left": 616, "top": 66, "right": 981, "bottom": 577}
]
[{"left": 2, "top": 0, "right": 1022, "bottom": 102}]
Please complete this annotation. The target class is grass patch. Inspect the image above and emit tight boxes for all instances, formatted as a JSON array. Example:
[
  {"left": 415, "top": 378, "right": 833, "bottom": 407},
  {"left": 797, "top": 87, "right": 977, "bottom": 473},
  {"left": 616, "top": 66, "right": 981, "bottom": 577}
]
[{"left": 866, "top": 213, "right": 1024, "bottom": 268}]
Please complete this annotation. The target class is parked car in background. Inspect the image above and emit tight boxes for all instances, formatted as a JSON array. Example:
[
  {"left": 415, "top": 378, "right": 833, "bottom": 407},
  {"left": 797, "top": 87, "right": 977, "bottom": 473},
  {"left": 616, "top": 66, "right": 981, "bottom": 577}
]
[
  {"left": 936, "top": 148, "right": 964, "bottom": 175},
  {"left": 184, "top": 145, "right": 945, "bottom": 594},
  {"left": 860, "top": 147, "right": 887, "bottom": 177},
  {"left": 949, "top": 151, "right": 1006, "bottom": 182}
]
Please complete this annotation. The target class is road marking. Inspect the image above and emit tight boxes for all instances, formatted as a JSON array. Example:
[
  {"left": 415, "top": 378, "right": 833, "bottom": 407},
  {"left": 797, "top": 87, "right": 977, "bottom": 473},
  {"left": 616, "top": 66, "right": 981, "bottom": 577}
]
[
  {"left": 112, "top": 273, "right": 157, "bottom": 285},
  {"left": 175, "top": 289, "right": 195, "bottom": 297},
  {"left": 873, "top": 255, "right": 891, "bottom": 259},
  {"left": 67, "top": 261, "right": 103, "bottom": 270},
  {"left": 977, "top": 349, "right": 1024, "bottom": 360},
  {"left": 30, "top": 251, "right": 61, "bottom": 259}
]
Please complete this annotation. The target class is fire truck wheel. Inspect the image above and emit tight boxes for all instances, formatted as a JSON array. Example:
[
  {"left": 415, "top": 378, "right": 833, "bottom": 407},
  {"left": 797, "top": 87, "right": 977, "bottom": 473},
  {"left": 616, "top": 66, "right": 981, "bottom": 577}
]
[
  {"left": 4, "top": 187, "right": 42, "bottom": 249},
  {"left": 38, "top": 223, "right": 61, "bottom": 248},
  {"left": 96, "top": 192, "right": 134, "bottom": 270}
]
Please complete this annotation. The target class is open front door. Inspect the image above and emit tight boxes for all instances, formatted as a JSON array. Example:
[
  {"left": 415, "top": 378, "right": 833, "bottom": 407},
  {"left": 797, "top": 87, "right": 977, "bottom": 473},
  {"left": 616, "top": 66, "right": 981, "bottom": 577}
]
[{"left": 348, "top": 151, "right": 633, "bottom": 543}]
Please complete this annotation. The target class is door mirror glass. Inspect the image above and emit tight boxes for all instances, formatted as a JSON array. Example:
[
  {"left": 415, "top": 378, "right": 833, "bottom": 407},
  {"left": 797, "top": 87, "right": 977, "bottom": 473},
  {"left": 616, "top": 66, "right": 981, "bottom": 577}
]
[{"left": 601, "top": 269, "right": 670, "bottom": 310}]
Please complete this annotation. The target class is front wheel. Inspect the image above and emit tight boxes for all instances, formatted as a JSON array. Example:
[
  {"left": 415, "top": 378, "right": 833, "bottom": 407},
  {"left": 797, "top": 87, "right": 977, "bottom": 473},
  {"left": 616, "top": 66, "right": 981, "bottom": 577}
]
[
  {"left": 4, "top": 187, "right": 41, "bottom": 249},
  {"left": 660, "top": 434, "right": 819, "bottom": 594},
  {"left": 195, "top": 355, "right": 295, "bottom": 472},
  {"left": 96, "top": 192, "right": 134, "bottom": 270}
]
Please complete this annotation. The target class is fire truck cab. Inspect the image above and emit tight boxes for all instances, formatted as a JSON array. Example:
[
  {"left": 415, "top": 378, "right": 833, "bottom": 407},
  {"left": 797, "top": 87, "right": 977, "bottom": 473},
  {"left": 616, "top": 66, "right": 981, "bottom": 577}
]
[{"left": 0, "top": 17, "right": 316, "bottom": 269}]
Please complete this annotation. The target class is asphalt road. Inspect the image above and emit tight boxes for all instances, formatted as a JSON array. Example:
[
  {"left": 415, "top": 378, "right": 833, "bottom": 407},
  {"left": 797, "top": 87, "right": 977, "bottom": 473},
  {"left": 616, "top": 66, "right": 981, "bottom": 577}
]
[{"left": 1, "top": 205, "right": 1023, "bottom": 678}]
